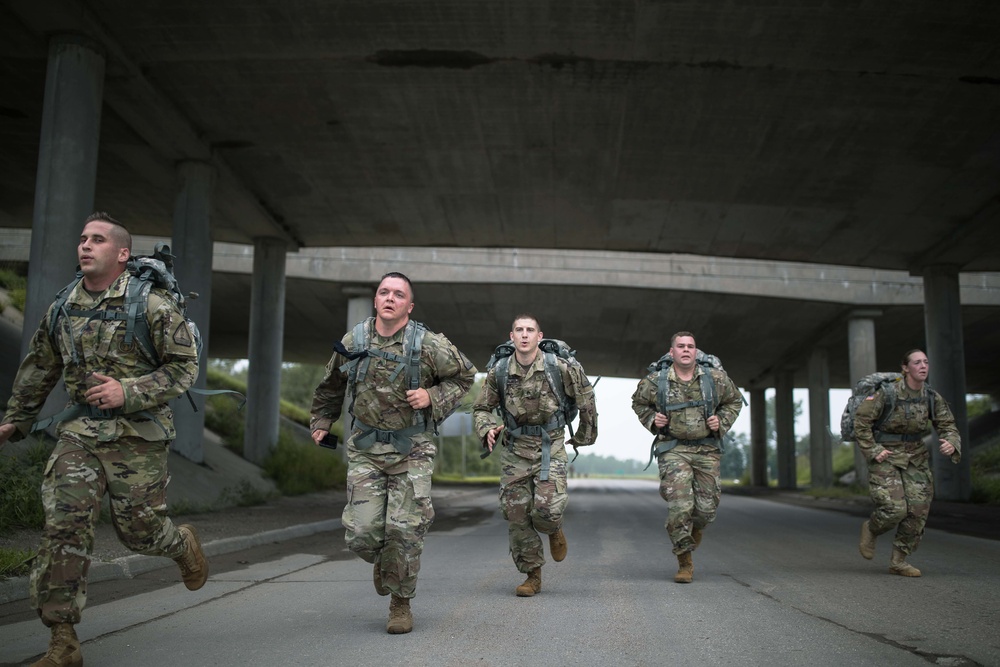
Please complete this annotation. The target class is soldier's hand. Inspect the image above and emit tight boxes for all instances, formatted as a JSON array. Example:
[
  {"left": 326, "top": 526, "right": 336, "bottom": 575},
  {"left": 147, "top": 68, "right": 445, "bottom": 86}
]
[
  {"left": 486, "top": 425, "right": 504, "bottom": 451},
  {"left": 405, "top": 388, "right": 431, "bottom": 410},
  {"left": 939, "top": 439, "right": 956, "bottom": 456},
  {"left": 312, "top": 429, "right": 329, "bottom": 446},
  {"left": 653, "top": 412, "right": 669, "bottom": 428},
  {"left": 84, "top": 373, "right": 125, "bottom": 409},
  {"left": 706, "top": 415, "right": 721, "bottom": 432},
  {"left": 874, "top": 449, "right": 890, "bottom": 463},
  {"left": 0, "top": 423, "right": 15, "bottom": 448}
]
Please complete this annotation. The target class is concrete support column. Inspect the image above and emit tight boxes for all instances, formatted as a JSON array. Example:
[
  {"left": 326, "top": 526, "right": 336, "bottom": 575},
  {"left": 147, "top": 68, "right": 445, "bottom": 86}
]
[
  {"left": 847, "top": 312, "right": 880, "bottom": 488},
  {"left": 749, "top": 388, "right": 768, "bottom": 487},
  {"left": 338, "top": 287, "right": 374, "bottom": 459},
  {"left": 808, "top": 348, "right": 833, "bottom": 488},
  {"left": 23, "top": 35, "right": 106, "bottom": 357},
  {"left": 923, "top": 266, "right": 971, "bottom": 501},
  {"left": 775, "top": 371, "right": 796, "bottom": 490},
  {"left": 170, "top": 161, "right": 216, "bottom": 463},
  {"left": 244, "top": 238, "right": 288, "bottom": 465},
  {"left": 346, "top": 289, "right": 374, "bottom": 328}
]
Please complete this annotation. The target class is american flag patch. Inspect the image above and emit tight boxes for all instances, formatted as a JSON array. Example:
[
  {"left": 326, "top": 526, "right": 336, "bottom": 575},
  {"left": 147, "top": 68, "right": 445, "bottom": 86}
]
[{"left": 864, "top": 395, "right": 875, "bottom": 400}]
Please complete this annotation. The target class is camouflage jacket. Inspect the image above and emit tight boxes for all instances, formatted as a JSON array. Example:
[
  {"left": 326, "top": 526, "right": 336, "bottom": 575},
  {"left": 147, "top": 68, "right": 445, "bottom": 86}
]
[
  {"left": 2, "top": 270, "right": 199, "bottom": 442},
  {"left": 631, "top": 365, "right": 743, "bottom": 447},
  {"left": 854, "top": 378, "right": 961, "bottom": 466},
  {"left": 472, "top": 353, "right": 598, "bottom": 461},
  {"left": 310, "top": 319, "right": 477, "bottom": 457}
]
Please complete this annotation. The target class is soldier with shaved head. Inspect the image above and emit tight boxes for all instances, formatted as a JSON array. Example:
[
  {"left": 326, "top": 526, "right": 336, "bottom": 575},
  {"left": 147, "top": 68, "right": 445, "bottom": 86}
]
[{"left": 0, "top": 212, "right": 207, "bottom": 667}]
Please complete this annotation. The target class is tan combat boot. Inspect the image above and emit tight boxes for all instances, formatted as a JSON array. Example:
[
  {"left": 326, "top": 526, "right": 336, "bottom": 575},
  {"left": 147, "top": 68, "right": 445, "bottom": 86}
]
[
  {"left": 549, "top": 529, "right": 568, "bottom": 562},
  {"left": 387, "top": 595, "right": 413, "bottom": 634},
  {"left": 889, "top": 547, "right": 921, "bottom": 577},
  {"left": 692, "top": 526, "right": 704, "bottom": 548},
  {"left": 515, "top": 568, "right": 542, "bottom": 597},
  {"left": 859, "top": 520, "right": 876, "bottom": 560},
  {"left": 373, "top": 559, "right": 389, "bottom": 596},
  {"left": 175, "top": 524, "right": 209, "bottom": 591},
  {"left": 674, "top": 551, "right": 694, "bottom": 584},
  {"left": 31, "top": 623, "right": 82, "bottom": 667}
]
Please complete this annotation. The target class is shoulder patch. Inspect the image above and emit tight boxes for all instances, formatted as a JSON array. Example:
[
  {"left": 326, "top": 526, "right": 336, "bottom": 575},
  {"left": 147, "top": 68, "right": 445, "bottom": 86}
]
[{"left": 172, "top": 321, "right": 193, "bottom": 347}]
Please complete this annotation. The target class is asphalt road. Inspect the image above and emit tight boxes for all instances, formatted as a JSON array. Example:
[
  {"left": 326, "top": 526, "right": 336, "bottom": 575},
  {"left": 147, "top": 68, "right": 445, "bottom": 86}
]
[{"left": 2, "top": 479, "right": 998, "bottom": 667}]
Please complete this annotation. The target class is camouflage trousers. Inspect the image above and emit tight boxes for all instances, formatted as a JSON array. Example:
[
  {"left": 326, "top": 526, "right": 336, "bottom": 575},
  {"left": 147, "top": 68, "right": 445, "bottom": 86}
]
[
  {"left": 499, "top": 449, "right": 568, "bottom": 573},
  {"left": 866, "top": 456, "right": 933, "bottom": 555},
  {"left": 30, "top": 432, "right": 184, "bottom": 626},
  {"left": 342, "top": 448, "right": 435, "bottom": 599},
  {"left": 657, "top": 447, "right": 721, "bottom": 555}
]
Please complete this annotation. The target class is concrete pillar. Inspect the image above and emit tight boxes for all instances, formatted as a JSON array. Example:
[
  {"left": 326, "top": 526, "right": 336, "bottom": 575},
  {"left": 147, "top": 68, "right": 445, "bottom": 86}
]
[
  {"left": 847, "top": 312, "right": 880, "bottom": 488},
  {"left": 23, "top": 35, "right": 106, "bottom": 357},
  {"left": 244, "top": 238, "right": 288, "bottom": 465},
  {"left": 346, "top": 289, "right": 374, "bottom": 328},
  {"left": 749, "top": 387, "right": 768, "bottom": 487},
  {"left": 775, "top": 371, "right": 796, "bottom": 490},
  {"left": 170, "top": 161, "right": 215, "bottom": 463},
  {"left": 808, "top": 348, "right": 833, "bottom": 488},
  {"left": 337, "top": 287, "right": 373, "bottom": 459},
  {"left": 923, "top": 266, "right": 971, "bottom": 501}
]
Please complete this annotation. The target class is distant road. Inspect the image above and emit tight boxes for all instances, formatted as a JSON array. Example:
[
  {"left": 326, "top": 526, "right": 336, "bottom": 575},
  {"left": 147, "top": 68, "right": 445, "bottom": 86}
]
[{"left": 2, "top": 479, "right": 997, "bottom": 666}]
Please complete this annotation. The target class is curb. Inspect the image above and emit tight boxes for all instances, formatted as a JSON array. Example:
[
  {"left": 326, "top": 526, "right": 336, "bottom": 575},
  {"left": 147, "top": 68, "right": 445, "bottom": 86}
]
[{"left": 0, "top": 518, "right": 342, "bottom": 606}]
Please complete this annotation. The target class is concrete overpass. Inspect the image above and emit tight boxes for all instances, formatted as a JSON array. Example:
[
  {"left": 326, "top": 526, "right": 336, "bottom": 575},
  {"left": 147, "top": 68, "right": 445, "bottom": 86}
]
[{"left": 2, "top": 1, "right": 1000, "bottom": 499}]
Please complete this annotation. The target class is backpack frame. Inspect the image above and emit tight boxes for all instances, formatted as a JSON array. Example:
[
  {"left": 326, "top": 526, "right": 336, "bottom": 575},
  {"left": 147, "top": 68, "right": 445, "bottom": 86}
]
[{"left": 840, "top": 372, "right": 936, "bottom": 442}]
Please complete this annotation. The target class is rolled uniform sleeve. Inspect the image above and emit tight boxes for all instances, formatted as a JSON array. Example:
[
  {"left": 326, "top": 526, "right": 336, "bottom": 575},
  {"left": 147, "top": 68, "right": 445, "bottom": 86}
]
[
  {"left": 565, "top": 361, "right": 598, "bottom": 446},
  {"left": 472, "top": 368, "right": 501, "bottom": 444},
  {"left": 422, "top": 332, "right": 477, "bottom": 423},
  {"left": 931, "top": 389, "right": 962, "bottom": 464},
  {"left": 631, "top": 374, "right": 661, "bottom": 436},
  {"left": 712, "top": 371, "right": 743, "bottom": 438},
  {"left": 1, "top": 311, "right": 64, "bottom": 441},
  {"left": 310, "top": 336, "right": 350, "bottom": 433}
]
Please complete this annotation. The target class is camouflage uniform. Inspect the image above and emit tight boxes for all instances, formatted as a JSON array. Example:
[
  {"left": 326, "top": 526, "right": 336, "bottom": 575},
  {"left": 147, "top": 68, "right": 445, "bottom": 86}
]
[
  {"left": 472, "top": 355, "right": 597, "bottom": 573},
  {"left": 854, "top": 378, "right": 961, "bottom": 555},
  {"left": 1, "top": 271, "right": 198, "bottom": 626},
  {"left": 310, "top": 318, "right": 476, "bottom": 599},
  {"left": 631, "top": 366, "right": 743, "bottom": 555}
]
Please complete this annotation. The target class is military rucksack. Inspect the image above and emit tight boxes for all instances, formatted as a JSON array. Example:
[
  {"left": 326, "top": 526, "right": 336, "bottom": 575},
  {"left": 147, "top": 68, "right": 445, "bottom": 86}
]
[
  {"left": 839, "top": 372, "right": 936, "bottom": 442},
  {"left": 485, "top": 338, "right": 582, "bottom": 437},
  {"left": 481, "top": 338, "right": 588, "bottom": 476},
  {"left": 643, "top": 348, "right": 744, "bottom": 469},
  {"left": 647, "top": 349, "right": 727, "bottom": 424},
  {"left": 49, "top": 243, "right": 203, "bottom": 368},
  {"left": 336, "top": 317, "right": 437, "bottom": 454},
  {"left": 32, "top": 242, "right": 242, "bottom": 434}
]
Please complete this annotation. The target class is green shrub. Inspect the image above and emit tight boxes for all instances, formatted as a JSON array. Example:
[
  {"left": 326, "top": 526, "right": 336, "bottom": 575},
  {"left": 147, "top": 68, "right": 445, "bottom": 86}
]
[
  {"left": 204, "top": 393, "right": 246, "bottom": 455},
  {"left": 0, "top": 441, "right": 53, "bottom": 536},
  {"left": 262, "top": 428, "right": 347, "bottom": 496},
  {"left": 0, "top": 547, "right": 34, "bottom": 580},
  {"left": 0, "top": 267, "right": 27, "bottom": 312}
]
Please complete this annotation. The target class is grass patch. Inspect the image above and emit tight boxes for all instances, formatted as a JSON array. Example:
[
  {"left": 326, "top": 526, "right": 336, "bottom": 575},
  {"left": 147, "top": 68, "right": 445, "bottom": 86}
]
[
  {"left": 220, "top": 479, "right": 279, "bottom": 507},
  {"left": 0, "top": 441, "right": 53, "bottom": 536},
  {"left": 262, "top": 429, "right": 347, "bottom": 496},
  {"left": 0, "top": 548, "right": 33, "bottom": 580},
  {"left": 432, "top": 473, "right": 500, "bottom": 485},
  {"left": 971, "top": 442, "right": 1000, "bottom": 504},
  {"left": 0, "top": 267, "right": 27, "bottom": 312}
]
